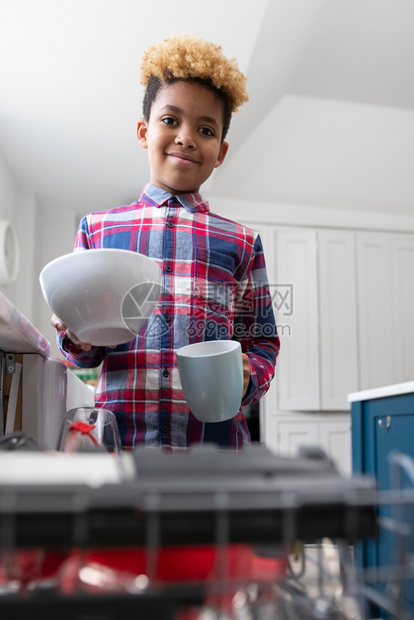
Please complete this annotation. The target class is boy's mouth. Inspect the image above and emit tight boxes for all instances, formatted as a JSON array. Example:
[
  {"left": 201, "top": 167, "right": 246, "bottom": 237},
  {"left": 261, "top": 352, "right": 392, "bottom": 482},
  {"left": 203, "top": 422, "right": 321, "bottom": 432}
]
[{"left": 168, "top": 152, "right": 200, "bottom": 165}]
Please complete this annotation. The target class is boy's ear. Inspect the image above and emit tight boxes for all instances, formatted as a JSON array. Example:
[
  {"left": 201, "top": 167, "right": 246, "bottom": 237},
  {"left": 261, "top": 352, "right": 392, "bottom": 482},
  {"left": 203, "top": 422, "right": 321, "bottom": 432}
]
[
  {"left": 214, "top": 140, "right": 229, "bottom": 169},
  {"left": 137, "top": 118, "right": 148, "bottom": 149}
]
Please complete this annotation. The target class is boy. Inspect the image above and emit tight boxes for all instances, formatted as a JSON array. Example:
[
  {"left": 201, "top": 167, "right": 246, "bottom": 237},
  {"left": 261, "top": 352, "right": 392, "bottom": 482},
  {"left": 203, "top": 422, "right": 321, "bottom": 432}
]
[{"left": 53, "top": 34, "right": 279, "bottom": 449}]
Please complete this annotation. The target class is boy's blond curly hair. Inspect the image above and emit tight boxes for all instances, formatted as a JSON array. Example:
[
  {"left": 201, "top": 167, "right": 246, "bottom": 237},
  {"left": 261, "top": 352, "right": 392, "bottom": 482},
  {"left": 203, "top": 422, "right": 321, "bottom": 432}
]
[{"left": 140, "top": 34, "right": 249, "bottom": 113}]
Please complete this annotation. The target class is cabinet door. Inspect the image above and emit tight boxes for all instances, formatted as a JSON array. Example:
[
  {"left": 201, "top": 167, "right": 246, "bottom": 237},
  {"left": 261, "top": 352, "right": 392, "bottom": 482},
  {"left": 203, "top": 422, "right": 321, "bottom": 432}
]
[
  {"left": 390, "top": 236, "right": 414, "bottom": 383},
  {"left": 357, "top": 233, "right": 394, "bottom": 390},
  {"left": 357, "top": 233, "right": 414, "bottom": 389},
  {"left": 277, "top": 421, "right": 319, "bottom": 457},
  {"left": 319, "top": 420, "right": 351, "bottom": 476},
  {"left": 318, "top": 230, "right": 359, "bottom": 409},
  {"left": 374, "top": 402, "right": 414, "bottom": 613},
  {"left": 275, "top": 415, "right": 351, "bottom": 475},
  {"left": 352, "top": 393, "right": 414, "bottom": 615},
  {"left": 275, "top": 231, "right": 320, "bottom": 410}
]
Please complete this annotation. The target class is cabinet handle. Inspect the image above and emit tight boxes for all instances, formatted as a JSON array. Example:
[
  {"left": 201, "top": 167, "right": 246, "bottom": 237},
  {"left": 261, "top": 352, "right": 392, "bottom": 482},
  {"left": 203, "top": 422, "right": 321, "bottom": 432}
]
[{"left": 378, "top": 416, "right": 391, "bottom": 430}]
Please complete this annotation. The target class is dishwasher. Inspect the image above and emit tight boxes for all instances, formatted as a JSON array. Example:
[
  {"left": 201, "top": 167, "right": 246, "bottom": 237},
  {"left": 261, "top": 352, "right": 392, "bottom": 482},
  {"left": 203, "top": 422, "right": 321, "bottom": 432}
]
[{"left": 0, "top": 442, "right": 409, "bottom": 620}]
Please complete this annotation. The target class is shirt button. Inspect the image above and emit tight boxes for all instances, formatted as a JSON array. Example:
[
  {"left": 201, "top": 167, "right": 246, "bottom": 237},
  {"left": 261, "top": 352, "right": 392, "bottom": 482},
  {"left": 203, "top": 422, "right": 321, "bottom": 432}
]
[
  {"left": 163, "top": 313, "right": 170, "bottom": 322},
  {"left": 165, "top": 264, "right": 172, "bottom": 273},
  {"left": 163, "top": 369, "right": 169, "bottom": 378},
  {"left": 166, "top": 221, "right": 174, "bottom": 228},
  {"left": 161, "top": 424, "right": 168, "bottom": 433}
]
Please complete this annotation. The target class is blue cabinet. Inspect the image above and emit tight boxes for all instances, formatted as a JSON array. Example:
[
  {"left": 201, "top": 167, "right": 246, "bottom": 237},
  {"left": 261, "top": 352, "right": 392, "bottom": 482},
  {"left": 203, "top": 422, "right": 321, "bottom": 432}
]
[{"left": 350, "top": 383, "right": 414, "bottom": 615}]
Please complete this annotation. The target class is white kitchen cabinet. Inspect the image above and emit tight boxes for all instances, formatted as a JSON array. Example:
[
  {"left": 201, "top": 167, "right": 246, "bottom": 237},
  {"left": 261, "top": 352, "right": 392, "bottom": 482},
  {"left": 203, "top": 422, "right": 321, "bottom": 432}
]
[
  {"left": 274, "top": 229, "right": 358, "bottom": 411},
  {"left": 275, "top": 230, "right": 320, "bottom": 410},
  {"left": 390, "top": 236, "right": 414, "bottom": 383},
  {"left": 357, "top": 233, "right": 393, "bottom": 390},
  {"left": 277, "top": 420, "right": 319, "bottom": 454},
  {"left": 245, "top": 222, "right": 414, "bottom": 477},
  {"left": 318, "top": 230, "right": 359, "bottom": 409},
  {"left": 319, "top": 419, "right": 352, "bottom": 476},
  {"left": 272, "top": 414, "right": 351, "bottom": 476},
  {"left": 357, "top": 233, "right": 414, "bottom": 389}
]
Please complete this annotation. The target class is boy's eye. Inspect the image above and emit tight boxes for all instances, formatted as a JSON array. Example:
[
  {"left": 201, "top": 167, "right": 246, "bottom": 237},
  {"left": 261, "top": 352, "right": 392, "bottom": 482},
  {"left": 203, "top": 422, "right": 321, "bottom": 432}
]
[
  {"left": 162, "top": 116, "right": 177, "bottom": 126},
  {"left": 199, "top": 127, "right": 215, "bottom": 137}
]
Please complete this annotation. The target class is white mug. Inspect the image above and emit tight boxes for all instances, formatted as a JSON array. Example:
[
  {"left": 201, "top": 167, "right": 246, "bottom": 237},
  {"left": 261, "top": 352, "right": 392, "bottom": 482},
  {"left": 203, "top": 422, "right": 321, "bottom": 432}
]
[{"left": 176, "top": 340, "right": 243, "bottom": 423}]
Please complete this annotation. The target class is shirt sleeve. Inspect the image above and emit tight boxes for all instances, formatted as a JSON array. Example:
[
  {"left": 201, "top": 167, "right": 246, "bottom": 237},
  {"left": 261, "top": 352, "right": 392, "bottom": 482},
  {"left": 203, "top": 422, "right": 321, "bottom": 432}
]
[
  {"left": 56, "top": 330, "right": 106, "bottom": 368},
  {"left": 55, "top": 215, "right": 107, "bottom": 368},
  {"left": 234, "top": 234, "right": 280, "bottom": 406},
  {"left": 73, "top": 214, "right": 95, "bottom": 251}
]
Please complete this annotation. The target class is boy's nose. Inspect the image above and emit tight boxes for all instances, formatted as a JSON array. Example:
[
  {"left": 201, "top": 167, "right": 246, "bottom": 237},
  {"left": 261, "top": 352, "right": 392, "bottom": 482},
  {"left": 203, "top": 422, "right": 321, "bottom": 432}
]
[{"left": 174, "top": 126, "right": 196, "bottom": 148}]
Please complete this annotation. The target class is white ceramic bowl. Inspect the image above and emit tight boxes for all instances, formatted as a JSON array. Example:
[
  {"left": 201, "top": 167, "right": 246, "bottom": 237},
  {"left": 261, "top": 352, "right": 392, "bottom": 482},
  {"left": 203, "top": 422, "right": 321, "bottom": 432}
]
[{"left": 40, "top": 249, "right": 161, "bottom": 346}]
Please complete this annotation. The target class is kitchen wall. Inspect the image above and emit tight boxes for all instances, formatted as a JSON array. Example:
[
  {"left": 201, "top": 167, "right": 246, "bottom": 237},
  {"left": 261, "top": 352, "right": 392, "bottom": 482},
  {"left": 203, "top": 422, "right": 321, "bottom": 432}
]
[
  {"left": 0, "top": 149, "right": 18, "bottom": 223},
  {"left": 15, "top": 190, "right": 40, "bottom": 322},
  {"left": 0, "top": 146, "right": 77, "bottom": 357},
  {"left": 33, "top": 207, "right": 78, "bottom": 359},
  {"left": 209, "top": 194, "right": 414, "bottom": 234},
  {"left": 0, "top": 147, "right": 45, "bottom": 322},
  {"left": 0, "top": 148, "right": 19, "bottom": 306}
]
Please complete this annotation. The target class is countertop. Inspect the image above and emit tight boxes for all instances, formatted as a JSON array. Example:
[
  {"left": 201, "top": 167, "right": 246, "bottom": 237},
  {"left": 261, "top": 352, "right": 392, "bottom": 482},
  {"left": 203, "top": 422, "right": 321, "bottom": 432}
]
[
  {"left": 0, "top": 292, "right": 50, "bottom": 357},
  {"left": 348, "top": 380, "right": 414, "bottom": 403}
]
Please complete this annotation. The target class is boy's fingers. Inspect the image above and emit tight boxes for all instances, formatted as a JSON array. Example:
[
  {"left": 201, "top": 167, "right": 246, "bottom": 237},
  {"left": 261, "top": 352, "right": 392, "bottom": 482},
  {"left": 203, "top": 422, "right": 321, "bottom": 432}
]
[
  {"left": 66, "top": 329, "right": 92, "bottom": 351},
  {"left": 51, "top": 315, "right": 91, "bottom": 350},
  {"left": 242, "top": 353, "right": 251, "bottom": 396},
  {"left": 51, "top": 313, "right": 66, "bottom": 331},
  {"left": 52, "top": 314, "right": 116, "bottom": 350}
]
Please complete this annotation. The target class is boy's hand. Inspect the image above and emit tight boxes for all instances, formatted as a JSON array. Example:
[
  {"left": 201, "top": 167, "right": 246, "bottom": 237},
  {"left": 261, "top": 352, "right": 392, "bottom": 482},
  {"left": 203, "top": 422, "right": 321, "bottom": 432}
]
[
  {"left": 51, "top": 313, "right": 93, "bottom": 351},
  {"left": 242, "top": 353, "right": 251, "bottom": 396}
]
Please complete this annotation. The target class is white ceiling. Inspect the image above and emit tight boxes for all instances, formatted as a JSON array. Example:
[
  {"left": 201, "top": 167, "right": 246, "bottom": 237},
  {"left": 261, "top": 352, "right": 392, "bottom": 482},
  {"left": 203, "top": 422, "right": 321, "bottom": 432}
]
[{"left": 1, "top": 0, "right": 414, "bottom": 218}]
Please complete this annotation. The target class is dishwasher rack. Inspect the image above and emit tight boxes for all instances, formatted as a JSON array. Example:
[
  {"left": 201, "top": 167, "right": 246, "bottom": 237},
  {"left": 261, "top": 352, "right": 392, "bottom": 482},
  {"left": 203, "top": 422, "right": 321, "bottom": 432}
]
[{"left": 0, "top": 444, "right": 411, "bottom": 620}]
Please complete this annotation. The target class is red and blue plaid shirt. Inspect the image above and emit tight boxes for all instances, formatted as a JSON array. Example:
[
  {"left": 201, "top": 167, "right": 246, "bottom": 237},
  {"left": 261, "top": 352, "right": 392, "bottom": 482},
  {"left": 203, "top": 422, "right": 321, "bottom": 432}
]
[{"left": 57, "top": 184, "right": 279, "bottom": 449}]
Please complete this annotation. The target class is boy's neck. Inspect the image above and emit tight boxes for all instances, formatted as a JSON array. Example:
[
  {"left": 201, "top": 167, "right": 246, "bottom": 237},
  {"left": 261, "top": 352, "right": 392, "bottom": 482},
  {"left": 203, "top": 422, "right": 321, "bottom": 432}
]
[{"left": 150, "top": 182, "right": 201, "bottom": 196}]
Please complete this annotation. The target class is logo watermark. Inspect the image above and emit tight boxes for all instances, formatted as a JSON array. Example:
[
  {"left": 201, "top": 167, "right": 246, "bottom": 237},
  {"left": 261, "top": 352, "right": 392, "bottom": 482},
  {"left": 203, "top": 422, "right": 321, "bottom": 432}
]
[
  {"left": 120, "top": 281, "right": 294, "bottom": 338},
  {"left": 121, "top": 282, "right": 163, "bottom": 332},
  {"left": 269, "top": 284, "right": 293, "bottom": 317}
]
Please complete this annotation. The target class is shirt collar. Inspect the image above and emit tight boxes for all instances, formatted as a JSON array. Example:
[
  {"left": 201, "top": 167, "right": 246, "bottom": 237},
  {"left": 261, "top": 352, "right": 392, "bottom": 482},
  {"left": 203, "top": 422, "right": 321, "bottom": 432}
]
[{"left": 139, "top": 183, "right": 210, "bottom": 213}]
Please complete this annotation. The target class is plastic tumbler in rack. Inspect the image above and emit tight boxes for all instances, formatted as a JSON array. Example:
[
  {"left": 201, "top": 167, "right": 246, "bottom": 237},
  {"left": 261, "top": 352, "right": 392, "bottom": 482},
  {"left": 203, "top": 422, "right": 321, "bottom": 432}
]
[{"left": 57, "top": 407, "right": 122, "bottom": 454}]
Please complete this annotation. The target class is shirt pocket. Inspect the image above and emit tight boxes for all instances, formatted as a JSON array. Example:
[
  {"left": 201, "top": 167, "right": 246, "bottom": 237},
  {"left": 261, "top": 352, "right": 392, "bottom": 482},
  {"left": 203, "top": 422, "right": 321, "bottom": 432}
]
[{"left": 193, "top": 248, "right": 237, "bottom": 318}]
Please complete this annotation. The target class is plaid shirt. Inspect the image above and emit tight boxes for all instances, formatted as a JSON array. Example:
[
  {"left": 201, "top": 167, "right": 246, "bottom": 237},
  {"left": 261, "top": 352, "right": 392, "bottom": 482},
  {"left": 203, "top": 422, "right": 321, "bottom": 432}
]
[{"left": 57, "top": 184, "right": 279, "bottom": 449}]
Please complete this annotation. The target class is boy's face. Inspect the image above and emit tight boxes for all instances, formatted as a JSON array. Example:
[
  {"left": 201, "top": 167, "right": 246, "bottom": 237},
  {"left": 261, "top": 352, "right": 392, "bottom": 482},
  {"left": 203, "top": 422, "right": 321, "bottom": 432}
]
[{"left": 137, "top": 81, "right": 229, "bottom": 195}]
